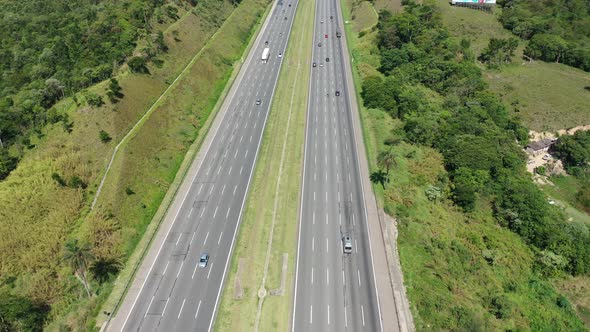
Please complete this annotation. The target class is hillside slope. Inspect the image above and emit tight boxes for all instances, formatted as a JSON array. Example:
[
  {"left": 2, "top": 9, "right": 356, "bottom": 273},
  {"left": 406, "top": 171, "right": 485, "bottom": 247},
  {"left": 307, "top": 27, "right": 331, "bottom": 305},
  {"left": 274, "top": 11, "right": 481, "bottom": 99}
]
[
  {"left": 0, "top": 0, "right": 270, "bottom": 330},
  {"left": 342, "top": 0, "right": 588, "bottom": 330}
]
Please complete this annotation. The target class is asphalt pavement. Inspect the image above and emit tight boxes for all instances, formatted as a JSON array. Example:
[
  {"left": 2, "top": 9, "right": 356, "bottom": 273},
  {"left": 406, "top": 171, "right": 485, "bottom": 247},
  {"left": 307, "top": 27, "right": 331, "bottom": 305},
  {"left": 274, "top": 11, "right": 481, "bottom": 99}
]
[
  {"left": 291, "top": 0, "right": 386, "bottom": 330},
  {"left": 106, "top": 0, "right": 299, "bottom": 331}
]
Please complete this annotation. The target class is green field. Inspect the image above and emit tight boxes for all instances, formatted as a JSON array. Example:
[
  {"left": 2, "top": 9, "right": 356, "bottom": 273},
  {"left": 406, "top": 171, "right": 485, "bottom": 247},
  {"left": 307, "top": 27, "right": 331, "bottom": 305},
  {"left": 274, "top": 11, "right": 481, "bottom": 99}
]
[
  {"left": 486, "top": 62, "right": 590, "bottom": 132},
  {"left": 214, "top": 0, "right": 313, "bottom": 329}
]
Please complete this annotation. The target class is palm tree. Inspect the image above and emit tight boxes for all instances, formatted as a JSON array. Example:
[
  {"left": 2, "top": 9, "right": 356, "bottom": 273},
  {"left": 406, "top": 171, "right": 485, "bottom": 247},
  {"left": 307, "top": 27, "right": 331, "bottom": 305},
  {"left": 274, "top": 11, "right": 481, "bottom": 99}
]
[
  {"left": 370, "top": 170, "right": 388, "bottom": 189},
  {"left": 63, "top": 239, "right": 94, "bottom": 298},
  {"left": 377, "top": 149, "right": 397, "bottom": 175}
]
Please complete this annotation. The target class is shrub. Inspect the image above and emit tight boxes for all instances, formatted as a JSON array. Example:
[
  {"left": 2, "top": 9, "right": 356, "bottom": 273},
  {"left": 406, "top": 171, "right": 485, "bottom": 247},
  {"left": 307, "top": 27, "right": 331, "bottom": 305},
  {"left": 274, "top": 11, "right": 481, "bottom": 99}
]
[
  {"left": 85, "top": 92, "right": 104, "bottom": 107},
  {"left": 99, "top": 130, "right": 112, "bottom": 143},
  {"left": 128, "top": 56, "right": 149, "bottom": 73},
  {"left": 68, "top": 175, "right": 87, "bottom": 189},
  {"left": 51, "top": 172, "right": 66, "bottom": 187}
]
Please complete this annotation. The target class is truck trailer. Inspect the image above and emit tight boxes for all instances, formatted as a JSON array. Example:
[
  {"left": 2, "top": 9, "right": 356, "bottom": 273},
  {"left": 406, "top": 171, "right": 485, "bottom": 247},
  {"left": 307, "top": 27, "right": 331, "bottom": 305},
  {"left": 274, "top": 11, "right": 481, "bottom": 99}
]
[{"left": 261, "top": 47, "right": 270, "bottom": 63}]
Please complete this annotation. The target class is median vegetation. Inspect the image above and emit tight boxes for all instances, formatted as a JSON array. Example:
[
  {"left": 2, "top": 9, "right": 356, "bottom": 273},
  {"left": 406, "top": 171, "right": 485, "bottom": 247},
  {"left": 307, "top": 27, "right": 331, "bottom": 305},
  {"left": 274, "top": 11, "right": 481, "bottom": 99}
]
[{"left": 345, "top": 0, "right": 588, "bottom": 329}]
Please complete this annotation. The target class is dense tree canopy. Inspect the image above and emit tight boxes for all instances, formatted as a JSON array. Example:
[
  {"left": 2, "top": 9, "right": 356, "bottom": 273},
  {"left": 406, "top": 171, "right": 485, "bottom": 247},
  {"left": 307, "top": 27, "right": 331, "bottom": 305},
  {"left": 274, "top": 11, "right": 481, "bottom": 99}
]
[
  {"left": 499, "top": 0, "right": 590, "bottom": 71},
  {"left": 366, "top": 1, "right": 590, "bottom": 276},
  {"left": 551, "top": 130, "right": 590, "bottom": 175},
  {"left": 0, "top": 0, "right": 183, "bottom": 180}
]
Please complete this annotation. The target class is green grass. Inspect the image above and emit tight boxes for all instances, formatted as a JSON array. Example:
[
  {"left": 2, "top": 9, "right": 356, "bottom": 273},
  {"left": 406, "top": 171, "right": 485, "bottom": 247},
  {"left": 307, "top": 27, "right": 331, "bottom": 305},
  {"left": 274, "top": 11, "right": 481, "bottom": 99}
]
[
  {"left": 350, "top": 0, "right": 378, "bottom": 34},
  {"left": 374, "top": 0, "right": 402, "bottom": 12},
  {"left": 538, "top": 176, "right": 590, "bottom": 227},
  {"left": 214, "top": 0, "right": 314, "bottom": 329},
  {"left": 486, "top": 62, "right": 590, "bottom": 132},
  {"left": 554, "top": 276, "right": 590, "bottom": 327},
  {"left": 435, "top": 0, "right": 514, "bottom": 54},
  {"left": 342, "top": 0, "right": 587, "bottom": 330}
]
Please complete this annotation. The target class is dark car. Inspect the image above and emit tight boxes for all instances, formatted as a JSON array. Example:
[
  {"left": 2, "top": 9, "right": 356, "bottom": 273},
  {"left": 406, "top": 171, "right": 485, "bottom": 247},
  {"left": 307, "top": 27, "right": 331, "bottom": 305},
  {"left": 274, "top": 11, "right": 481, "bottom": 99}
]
[
  {"left": 335, "top": 90, "right": 340, "bottom": 96},
  {"left": 313, "top": 62, "right": 317, "bottom": 67},
  {"left": 265, "top": 40, "right": 269, "bottom": 45},
  {"left": 326, "top": 57, "right": 329, "bottom": 62},
  {"left": 199, "top": 253, "right": 209, "bottom": 268},
  {"left": 318, "top": 42, "right": 322, "bottom": 47},
  {"left": 330, "top": 15, "right": 334, "bottom": 19},
  {"left": 324, "top": 34, "right": 328, "bottom": 38}
]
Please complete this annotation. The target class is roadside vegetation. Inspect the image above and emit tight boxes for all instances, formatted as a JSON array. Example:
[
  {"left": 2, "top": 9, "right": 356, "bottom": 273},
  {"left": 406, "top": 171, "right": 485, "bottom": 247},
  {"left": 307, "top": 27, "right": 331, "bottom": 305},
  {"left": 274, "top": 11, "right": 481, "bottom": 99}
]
[
  {"left": 498, "top": 0, "right": 590, "bottom": 72},
  {"left": 0, "top": 0, "right": 270, "bottom": 329},
  {"left": 216, "top": 0, "right": 313, "bottom": 329},
  {"left": 343, "top": 0, "right": 588, "bottom": 329},
  {"left": 0, "top": 0, "right": 182, "bottom": 180}
]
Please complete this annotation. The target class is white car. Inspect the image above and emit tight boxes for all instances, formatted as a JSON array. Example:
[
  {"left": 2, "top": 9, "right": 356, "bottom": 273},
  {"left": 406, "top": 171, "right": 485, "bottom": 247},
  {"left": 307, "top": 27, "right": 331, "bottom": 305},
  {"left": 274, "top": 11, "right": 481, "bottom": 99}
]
[
  {"left": 278, "top": 52, "right": 282, "bottom": 58},
  {"left": 199, "top": 253, "right": 209, "bottom": 268}
]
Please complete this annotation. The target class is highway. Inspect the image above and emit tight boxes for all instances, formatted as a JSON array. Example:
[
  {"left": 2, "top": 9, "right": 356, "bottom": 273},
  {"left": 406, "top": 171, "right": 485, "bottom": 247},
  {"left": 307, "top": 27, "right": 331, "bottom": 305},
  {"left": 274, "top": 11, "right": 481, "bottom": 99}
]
[
  {"left": 111, "top": 0, "right": 299, "bottom": 331},
  {"left": 291, "top": 0, "right": 383, "bottom": 330}
]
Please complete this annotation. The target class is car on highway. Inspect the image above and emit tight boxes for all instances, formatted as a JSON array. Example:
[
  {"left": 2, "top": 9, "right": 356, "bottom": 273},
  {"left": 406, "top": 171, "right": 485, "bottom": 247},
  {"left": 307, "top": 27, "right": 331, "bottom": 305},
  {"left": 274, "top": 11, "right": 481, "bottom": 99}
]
[
  {"left": 335, "top": 90, "right": 340, "bottom": 96},
  {"left": 256, "top": 99, "right": 262, "bottom": 105},
  {"left": 313, "top": 62, "right": 317, "bottom": 67},
  {"left": 324, "top": 34, "right": 328, "bottom": 38},
  {"left": 265, "top": 40, "right": 268, "bottom": 45},
  {"left": 318, "top": 42, "right": 322, "bottom": 47},
  {"left": 199, "top": 253, "right": 209, "bottom": 268},
  {"left": 320, "top": 63, "right": 323, "bottom": 67},
  {"left": 321, "top": 20, "right": 324, "bottom": 23},
  {"left": 343, "top": 236, "right": 352, "bottom": 254},
  {"left": 326, "top": 57, "right": 329, "bottom": 62},
  {"left": 330, "top": 15, "right": 333, "bottom": 19},
  {"left": 278, "top": 52, "right": 282, "bottom": 57}
]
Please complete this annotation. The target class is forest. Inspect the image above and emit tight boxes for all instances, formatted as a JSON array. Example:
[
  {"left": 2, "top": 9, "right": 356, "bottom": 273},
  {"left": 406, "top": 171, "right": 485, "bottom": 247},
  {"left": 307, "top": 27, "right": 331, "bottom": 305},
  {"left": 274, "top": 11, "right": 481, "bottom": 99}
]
[
  {"left": 365, "top": 1, "right": 590, "bottom": 276},
  {"left": 0, "top": 0, "right": 181, "bottom": 180},
  {"left": 498, "top": 0, "right": 590, "bottom": 71},
  {"left": 361, "top": 0, "right": 589, "bottom": 328}
]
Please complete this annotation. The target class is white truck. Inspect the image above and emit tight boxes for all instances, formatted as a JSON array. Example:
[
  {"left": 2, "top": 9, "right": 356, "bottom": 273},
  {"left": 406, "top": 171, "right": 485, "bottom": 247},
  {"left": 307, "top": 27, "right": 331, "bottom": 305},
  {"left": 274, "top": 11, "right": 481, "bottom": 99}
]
[{"left": 261, "top": 47, "right": 270, "bottom": 63}]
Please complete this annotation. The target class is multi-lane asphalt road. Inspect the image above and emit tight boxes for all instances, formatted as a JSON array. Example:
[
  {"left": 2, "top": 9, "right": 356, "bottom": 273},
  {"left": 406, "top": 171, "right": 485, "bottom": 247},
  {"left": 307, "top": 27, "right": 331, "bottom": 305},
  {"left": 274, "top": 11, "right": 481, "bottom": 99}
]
[
  {"left": 292, "top": 0, "right": 383, "bottom": 330},
  {"left": 110, "top": 1, "right": 299, "bottom": 330}
]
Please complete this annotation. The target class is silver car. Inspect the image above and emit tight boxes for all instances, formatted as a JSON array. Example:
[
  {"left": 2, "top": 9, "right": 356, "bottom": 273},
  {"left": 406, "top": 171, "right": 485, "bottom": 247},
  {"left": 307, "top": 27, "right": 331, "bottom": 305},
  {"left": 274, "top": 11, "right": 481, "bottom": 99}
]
[
  {"left": 199, "top": 253, "right": 209, "bottom": 268},
  {"left": 343, "top": 236, "right": 352, "bottom": 254}
]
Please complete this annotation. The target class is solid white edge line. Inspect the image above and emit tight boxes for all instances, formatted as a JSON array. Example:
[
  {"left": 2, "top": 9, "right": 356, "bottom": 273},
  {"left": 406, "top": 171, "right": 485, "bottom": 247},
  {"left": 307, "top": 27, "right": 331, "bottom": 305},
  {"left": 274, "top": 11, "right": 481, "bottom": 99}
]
[{"left": 207, "top": 0, "right": 301, "bottom": 330}]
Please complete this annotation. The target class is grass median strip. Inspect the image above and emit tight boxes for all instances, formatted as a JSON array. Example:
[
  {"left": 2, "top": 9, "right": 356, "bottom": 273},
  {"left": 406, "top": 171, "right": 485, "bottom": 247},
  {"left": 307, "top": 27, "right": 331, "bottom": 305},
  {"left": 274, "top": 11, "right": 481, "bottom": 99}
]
[{"left": 214, "top": 0, "right": 314, "bottom": 329}]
